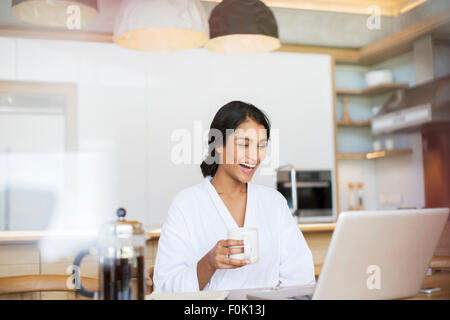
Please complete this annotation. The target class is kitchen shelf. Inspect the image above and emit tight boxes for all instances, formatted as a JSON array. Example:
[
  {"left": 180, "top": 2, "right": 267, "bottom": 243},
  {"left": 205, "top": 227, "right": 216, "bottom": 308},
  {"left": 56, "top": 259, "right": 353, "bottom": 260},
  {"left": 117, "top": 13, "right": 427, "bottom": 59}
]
[
  {"left": 336, "top": 82, "right": 409, "bottom": 97},
  {"left": 337, "top": 149, "right": 412, "bottom": 160},
  {"left": 337, "top": 119, "right": 371, "bottom": 127}
]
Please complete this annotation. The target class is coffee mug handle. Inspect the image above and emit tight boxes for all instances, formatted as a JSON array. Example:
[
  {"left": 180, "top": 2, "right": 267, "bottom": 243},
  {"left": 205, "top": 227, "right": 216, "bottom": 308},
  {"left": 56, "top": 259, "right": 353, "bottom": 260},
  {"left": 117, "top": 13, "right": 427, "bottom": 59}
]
[{"left": 243, "top": 234, "right": 252, "bottom": 261}]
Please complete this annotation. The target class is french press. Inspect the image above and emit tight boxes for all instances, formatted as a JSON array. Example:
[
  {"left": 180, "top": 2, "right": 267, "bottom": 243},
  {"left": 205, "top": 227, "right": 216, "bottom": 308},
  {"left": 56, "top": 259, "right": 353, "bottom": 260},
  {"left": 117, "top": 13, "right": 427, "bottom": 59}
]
[{"left": 73, "top": 208, "right": 146, "bottom": 300}]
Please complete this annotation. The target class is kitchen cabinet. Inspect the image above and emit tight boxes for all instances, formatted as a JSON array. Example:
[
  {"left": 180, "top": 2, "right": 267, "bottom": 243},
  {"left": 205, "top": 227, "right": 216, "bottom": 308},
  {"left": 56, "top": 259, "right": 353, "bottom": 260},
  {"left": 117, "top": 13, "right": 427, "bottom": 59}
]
[
  {"left": 0, "top": 237, "right": 157, "bottom": 300},
  {"left": 422, "top": 123, "right": 450, "bottom": 209},
  {"left": 0, "top": 37, "right": 15, "bottom": 79},
  {"left": 421, "top": 122, "right": 450, "bottom": 258},
  {"left": 0, "top": 36, "right": 336, "bottom": 227}
]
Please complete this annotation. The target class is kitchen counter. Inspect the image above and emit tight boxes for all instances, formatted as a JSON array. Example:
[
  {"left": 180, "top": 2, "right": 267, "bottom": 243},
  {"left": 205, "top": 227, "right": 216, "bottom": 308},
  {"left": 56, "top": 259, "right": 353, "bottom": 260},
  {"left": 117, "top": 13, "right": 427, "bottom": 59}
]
[
  {"left": 1, "top": 224, "right": 446, "bottom": 288},
  {"left": 0, "top": 229, "right": 99, "bottom": 244},
  {"left": 193, "top": 271, "right": 450, "bottom": 300},
  {"left": 147, "top": 223, "right": 336, "bottom": 240},
  {"left": 0, "top": 223, "right": 336, "bottom": 280},
  {"left": 0, "top": 223, "right": 336, "bottom": 244}
]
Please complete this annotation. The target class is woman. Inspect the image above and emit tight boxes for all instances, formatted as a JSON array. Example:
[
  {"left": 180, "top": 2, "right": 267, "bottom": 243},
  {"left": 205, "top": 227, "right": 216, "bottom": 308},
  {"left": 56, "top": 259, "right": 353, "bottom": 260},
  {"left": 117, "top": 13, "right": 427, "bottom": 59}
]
[{"left": 153, "top": 101, "right": 315, "bottom": 292}]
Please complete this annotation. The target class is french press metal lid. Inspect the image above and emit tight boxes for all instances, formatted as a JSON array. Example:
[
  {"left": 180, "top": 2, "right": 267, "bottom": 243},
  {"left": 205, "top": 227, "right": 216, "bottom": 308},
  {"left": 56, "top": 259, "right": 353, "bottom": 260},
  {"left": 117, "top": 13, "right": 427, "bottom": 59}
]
[{"left": 103, "top": 208, "right": 144, "bottom": 235}]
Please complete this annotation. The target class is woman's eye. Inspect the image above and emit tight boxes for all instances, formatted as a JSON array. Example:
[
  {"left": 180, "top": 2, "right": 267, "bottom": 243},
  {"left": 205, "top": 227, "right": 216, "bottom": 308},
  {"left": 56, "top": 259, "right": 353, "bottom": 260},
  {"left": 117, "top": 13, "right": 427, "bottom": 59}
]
[
  {"left": 258, "top": 144, "right": 267, "bottom": 149},
  {"left": 237, "top": 143, "right": 249, "bottom": 147}
]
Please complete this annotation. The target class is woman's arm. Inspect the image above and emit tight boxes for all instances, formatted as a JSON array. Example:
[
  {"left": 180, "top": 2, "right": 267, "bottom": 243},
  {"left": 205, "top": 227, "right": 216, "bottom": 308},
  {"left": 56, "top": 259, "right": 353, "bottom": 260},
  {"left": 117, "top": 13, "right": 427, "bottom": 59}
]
[
  {"left": 153, "top": 203, "right": 202, "bottom": 292},
  {"left": 278, "top": 199, "right": 316, "bottom": 286},
  {"left": 154, "top": 201, "right": 249, "bottom": 292},
  {"left": 197, "top": 252, "right": 216, "bottom": 290}
]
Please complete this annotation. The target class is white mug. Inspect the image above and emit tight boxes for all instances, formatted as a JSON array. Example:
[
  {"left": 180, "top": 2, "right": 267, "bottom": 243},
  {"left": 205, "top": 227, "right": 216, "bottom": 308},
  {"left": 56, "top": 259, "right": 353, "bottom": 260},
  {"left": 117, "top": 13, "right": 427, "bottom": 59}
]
[{"left": 227, "top": 227, "right": 259, "bottom": 264}]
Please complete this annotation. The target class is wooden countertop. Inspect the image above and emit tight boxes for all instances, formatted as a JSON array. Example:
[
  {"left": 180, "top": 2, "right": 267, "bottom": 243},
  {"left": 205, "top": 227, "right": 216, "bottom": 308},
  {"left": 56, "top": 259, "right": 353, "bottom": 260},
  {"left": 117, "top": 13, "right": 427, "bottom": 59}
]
[
  {"left": 208, "top": 271, "right": 450, "bottom": 300},
  {"left": 0, "top": 229, "right": 99, "bottom": 244},
  {"left": 298, "top": 223, "right": 336, "bottom": 233},
  {"left": 0, "top": 223, "right": 336, "bottom": 244},
  {"left": 184, "top": 271, "right": 450, "bottom": 300},
  {"left": 147, "top": 223, "right": 336, "bottom": 240},
  {"left": 406, "top": 271, "right": 450, "bottom": 300}
]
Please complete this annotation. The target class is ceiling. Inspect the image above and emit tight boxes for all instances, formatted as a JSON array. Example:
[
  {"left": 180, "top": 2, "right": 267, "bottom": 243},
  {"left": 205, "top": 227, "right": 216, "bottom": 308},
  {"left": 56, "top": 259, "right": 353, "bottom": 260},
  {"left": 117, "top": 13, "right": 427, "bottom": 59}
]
[
  {"left": 0, "top": 0, "right": 448, "bottom": 48},
  {"left": 205, "top": 0, "right": 428, "bottom": 16}
]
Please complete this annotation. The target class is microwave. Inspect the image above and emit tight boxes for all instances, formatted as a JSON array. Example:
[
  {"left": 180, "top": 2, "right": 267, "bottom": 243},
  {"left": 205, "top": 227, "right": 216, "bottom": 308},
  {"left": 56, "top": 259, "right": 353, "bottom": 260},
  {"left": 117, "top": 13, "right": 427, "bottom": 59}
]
[{"left": 276, "top": 169, "right": 334, "bottom": 222}]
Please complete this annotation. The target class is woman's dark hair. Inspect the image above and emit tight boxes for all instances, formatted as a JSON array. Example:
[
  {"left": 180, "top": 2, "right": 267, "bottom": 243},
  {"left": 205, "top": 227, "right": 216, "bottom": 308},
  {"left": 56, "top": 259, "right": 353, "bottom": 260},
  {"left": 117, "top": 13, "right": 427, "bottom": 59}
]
[{"left": 200, "top": 101, "right": 271, "bottom": 177}]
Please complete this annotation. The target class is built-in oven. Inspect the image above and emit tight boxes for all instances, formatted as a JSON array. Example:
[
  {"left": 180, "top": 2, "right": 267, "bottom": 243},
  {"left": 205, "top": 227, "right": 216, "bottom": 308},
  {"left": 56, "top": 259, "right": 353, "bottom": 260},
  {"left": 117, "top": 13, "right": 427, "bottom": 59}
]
[{"left": 276, "top": 167, "right": 334, "bottom": 222}]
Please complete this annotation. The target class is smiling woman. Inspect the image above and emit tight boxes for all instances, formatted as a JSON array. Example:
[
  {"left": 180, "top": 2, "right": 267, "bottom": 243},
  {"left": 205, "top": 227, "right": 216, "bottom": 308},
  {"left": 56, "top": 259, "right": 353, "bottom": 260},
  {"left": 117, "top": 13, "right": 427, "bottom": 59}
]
[
  {"left": 200, "top": 101, "right": 271, "bottom": 181},
  {"left": 153, "top": 101, "right": 315, "bottom": 293}
]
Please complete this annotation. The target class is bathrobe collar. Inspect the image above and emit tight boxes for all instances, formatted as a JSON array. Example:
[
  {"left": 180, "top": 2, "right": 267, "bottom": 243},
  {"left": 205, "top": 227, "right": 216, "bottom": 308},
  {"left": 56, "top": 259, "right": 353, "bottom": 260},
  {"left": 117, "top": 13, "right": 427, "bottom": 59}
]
[{"left": 204, "top": 176, "right": 253, "bottom": 230}]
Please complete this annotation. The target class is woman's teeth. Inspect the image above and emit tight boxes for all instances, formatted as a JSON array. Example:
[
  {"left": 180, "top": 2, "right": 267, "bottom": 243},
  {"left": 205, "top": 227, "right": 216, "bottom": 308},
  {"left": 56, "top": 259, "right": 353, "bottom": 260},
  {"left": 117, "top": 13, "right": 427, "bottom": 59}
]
[{"left": 239, "top": 163, "right": 256, "bottom": 174}]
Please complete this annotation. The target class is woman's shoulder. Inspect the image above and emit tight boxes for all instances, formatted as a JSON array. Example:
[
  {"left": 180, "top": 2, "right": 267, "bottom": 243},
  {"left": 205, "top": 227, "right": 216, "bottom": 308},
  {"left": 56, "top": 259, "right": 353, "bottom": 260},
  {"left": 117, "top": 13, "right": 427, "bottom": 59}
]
[{"left": 164, "top": 181, "right": 207, "bottom": 224}]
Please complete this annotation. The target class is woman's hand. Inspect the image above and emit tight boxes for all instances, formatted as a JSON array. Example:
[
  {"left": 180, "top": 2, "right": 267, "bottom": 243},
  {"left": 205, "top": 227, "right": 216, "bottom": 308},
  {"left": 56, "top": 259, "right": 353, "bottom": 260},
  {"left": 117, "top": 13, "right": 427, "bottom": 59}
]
[
  {"left": 146, "top": 266, "right": 154, "bottom": 294},
  {"left": 197, "top": 239, "right": 249, "bottom": 290},
  {"left": 206, "top": 239, "right": 250, "bottom": 271}
]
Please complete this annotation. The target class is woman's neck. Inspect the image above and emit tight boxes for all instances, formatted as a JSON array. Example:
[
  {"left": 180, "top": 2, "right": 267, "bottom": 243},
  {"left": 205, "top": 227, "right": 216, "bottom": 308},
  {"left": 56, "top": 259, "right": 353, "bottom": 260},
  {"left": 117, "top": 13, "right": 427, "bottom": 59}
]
[{"left": 211, "top": 166, "right": 246, "bottom": 195}]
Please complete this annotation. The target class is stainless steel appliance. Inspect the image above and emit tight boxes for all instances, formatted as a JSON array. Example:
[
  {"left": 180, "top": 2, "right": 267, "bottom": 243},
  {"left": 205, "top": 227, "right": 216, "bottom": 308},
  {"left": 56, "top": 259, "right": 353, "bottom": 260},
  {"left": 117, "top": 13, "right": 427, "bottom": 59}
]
[
  {"left": 371, "top": 35, "right": 450, "bottom": 135},
  {"left": 276, "top": 167, "right": 334, "bottom": 222},
  {"left": 73, "top": 208, "right": 146, "bottom": 300}
]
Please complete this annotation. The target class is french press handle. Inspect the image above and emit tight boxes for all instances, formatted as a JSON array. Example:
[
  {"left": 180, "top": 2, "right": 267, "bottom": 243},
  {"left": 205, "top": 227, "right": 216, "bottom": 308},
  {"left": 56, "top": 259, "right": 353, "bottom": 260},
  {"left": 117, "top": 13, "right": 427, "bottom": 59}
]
[{"left": 73, "top": 249, "right": 96, "bottom": 298}]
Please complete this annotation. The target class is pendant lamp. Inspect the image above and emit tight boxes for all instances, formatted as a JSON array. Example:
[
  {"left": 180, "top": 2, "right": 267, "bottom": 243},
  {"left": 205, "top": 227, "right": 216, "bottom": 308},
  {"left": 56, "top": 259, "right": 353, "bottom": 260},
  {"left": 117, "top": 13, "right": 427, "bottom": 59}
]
[
  {"left": 114, "top": 0, "right": 209, "bottom": 52},
  {"left": 12, "top": 0, "right": 98, "bottom": 27},
  {"left": 205, "top": 0, "right": 280, "bottom": 54}
]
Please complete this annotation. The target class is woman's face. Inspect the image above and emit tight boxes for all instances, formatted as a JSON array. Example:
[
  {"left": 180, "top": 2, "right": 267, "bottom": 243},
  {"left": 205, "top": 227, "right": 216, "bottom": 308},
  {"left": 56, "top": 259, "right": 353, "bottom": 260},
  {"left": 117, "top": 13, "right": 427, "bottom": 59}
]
[{"left": 217, "top": 118, "right": 268, "bottom": 183}]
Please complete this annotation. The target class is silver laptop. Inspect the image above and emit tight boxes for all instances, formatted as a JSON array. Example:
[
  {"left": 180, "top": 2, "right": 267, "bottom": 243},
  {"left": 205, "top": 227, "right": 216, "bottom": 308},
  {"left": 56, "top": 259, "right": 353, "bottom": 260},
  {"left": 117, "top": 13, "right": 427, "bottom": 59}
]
[{"left": 248, "top": 208, "right": 449, "bottom": 300}]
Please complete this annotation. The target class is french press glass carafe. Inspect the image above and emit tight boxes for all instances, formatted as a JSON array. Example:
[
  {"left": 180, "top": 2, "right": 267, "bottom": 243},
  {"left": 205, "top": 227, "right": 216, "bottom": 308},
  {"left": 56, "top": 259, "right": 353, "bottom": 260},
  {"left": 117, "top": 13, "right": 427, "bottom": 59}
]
[{"left": 73, "top": 208, "right": 146, "bottom": 299}]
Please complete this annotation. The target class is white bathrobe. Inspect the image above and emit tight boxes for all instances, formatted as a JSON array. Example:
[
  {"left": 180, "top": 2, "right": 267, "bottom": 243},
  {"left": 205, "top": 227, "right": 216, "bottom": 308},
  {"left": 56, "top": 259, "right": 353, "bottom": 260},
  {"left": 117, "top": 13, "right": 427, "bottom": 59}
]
[{"left": 153, "top": 177, "right": 315, "bottom": 292}]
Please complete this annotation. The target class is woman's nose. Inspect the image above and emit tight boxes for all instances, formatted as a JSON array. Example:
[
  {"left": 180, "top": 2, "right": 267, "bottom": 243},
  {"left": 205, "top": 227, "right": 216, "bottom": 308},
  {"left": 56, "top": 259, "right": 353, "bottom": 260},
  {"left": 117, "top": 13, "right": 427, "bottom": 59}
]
[{"left": 245, "top": 148, "right": 259, "bottom": 163}]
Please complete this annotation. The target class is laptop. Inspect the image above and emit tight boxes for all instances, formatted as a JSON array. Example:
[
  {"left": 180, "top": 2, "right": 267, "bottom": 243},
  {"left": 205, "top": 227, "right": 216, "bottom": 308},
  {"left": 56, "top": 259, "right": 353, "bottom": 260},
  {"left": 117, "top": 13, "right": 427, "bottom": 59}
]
[{"left": 247, "top": 208, "right": 449, "bottom": 300}]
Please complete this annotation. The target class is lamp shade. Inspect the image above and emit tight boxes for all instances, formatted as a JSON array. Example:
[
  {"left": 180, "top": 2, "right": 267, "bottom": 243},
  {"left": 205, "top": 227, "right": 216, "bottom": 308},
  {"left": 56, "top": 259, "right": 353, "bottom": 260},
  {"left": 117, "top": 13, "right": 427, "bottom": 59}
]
[
  {"left": 205, "top": 0, "right": 280, "bottom": 54},
  {"left": 12, "top": 0, "right": 98, "bottom": 27},
  {"left": 114, "top": 0, "right": 209, "bottom": 52}
]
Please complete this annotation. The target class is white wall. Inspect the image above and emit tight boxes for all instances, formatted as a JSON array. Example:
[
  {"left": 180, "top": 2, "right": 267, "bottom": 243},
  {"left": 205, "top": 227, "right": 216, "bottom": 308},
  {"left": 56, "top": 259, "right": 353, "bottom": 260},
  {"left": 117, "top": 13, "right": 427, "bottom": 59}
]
[
  {"left": 374, "top": 132, "right": 425, "bottom": 210},
  {"left": 0, "top": 37, "right": 334, "bottom": 228},
  {"left": 338, "top": 160, "right": 377, "bottom": 211},
  {"left": 337, "top": 132, "right": 425, "bottom": 212}
]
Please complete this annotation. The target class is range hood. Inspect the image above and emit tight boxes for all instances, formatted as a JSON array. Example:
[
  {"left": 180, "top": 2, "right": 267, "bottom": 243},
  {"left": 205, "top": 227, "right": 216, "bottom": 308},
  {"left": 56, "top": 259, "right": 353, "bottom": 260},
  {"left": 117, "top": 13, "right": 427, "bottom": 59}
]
[
  {"left": 371, "top": 74, "right": 450, "bottom": 134},
  {"left": 371, "top": 35, "right": 450, "bottom": 134}
]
